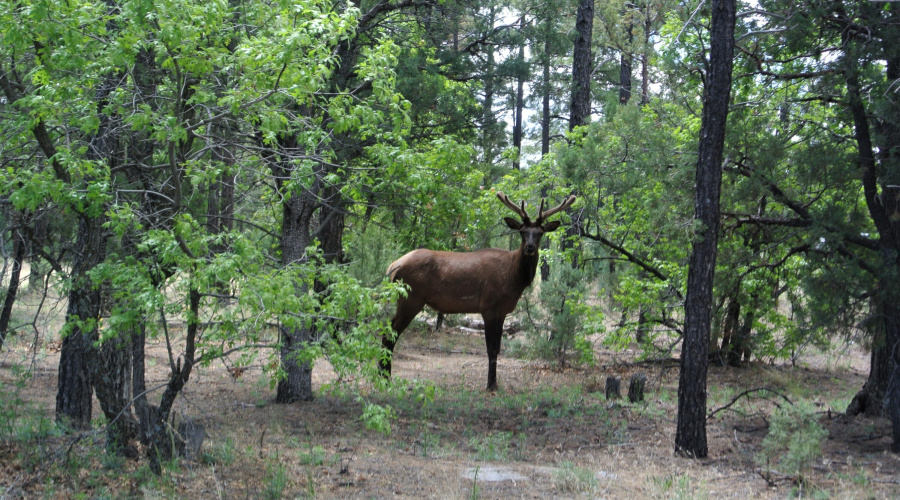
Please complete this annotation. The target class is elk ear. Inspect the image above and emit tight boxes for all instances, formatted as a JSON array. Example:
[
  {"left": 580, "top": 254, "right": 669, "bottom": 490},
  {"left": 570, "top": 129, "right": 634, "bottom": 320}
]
[
  {"left": 542, "top": 220, "right": 562, "bottom": 232},
  {"left": 504, "top": 217, "right": 523, "bottom": 230}
]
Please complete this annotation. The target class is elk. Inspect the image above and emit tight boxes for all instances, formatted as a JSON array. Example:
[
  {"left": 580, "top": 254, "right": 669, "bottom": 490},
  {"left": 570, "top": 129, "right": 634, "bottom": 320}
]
[{"left": 380, "top": 191, "right": 577, "bottom": 390}]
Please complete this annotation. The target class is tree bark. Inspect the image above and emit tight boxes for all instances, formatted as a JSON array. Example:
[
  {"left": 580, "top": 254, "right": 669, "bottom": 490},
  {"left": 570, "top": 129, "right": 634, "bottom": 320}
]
[
  {"left": 675, "top": 0, "right": 735, "bottom": 459},
  {"left": 270, "top": 137, "right": 318, "bottom": 404},
  {"left": 512, "top": 15, "right": 527, "bottom": 167},
  {"left": 541, "top": 32, "right": 551, "bottom": 158},
  {"left": 147, "top": 288, "right": 199, "bottom": 473},
  {"left": 0, "top": 222, "right": 25, "bottom": 349},
  {"left": 570, "top": 0, "right": 594, "bottom": 131},
  {"left": 56, "top": 215, "right": 107, "bottom": 429},
  {"left": 842, "top": 23, "right": 900, "bottom": 450},
  {"left": 619, "top": 4, "right": 634, "bottom": 105},
  {"left": 513, "top": 35, "right": 526, "bottom": 170}
]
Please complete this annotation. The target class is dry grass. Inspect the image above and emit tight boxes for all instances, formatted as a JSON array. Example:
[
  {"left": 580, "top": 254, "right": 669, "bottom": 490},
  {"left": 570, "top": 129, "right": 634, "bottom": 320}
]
[{"left": 1, "top": 311, "right": 899, "bottom": 499}]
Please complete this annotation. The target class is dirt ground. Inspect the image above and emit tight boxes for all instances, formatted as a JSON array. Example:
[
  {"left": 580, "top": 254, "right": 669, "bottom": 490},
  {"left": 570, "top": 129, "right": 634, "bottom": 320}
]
[{"left": 1, "top": 318, "right": 899, "bottom": 499}]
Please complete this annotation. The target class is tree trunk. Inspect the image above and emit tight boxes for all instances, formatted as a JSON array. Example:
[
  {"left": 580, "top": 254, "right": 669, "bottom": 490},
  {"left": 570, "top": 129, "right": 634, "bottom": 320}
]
[
  {"left": 274, "top": 161, "right": 318, "bottom": 403},
  {"left": 541, "top": 32, "right": 551, "bottom": 158},
  {"left": 482, "top": 16, "right": 497, "bottom": 171},
  {"left": 570, "top": 0, "right": 594, "bottom": 131},
  {"left": 619, "top": 4, "right": 634, "bottom": 105},
  {"left": 56, "top": 214, "right": 107, "bottom": 429},
  {"left": 675, "top": 0, "right": 735, "bottom": 459},
  {"left": 0, "top": 223, "right": 25, "bottom": 349},
  {"left": 132, "top": 324, "right": 151, "bottom": 444},
  {"left": 641, "top": 6, "right": 651, "bottom": 105},
  {"left": 841, "top": 23, "right": 900, "bottom": 450},
  {"left": 92, "top": 333, "right": 139, "bottom": 454},
  {"left": 539, "top": 35, "right": 552, "bottom": 281},
  {"left": 147, "top": 287, "right": 199, "bottom": 473},
  {"left": 513, "top": 24, "right": 526, "bottom": 170}
]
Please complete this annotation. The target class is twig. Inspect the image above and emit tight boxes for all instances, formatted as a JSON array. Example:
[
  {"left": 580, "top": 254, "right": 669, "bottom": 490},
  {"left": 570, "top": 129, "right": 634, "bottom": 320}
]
[{"left": 708, "top": 387, "right": 793, "bottom": 419}]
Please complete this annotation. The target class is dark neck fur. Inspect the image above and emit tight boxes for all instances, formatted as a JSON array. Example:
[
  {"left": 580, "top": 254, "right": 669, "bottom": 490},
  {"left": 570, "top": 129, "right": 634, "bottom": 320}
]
[{"left": 517, "top": 247, "right": 539, "bottom": 288}]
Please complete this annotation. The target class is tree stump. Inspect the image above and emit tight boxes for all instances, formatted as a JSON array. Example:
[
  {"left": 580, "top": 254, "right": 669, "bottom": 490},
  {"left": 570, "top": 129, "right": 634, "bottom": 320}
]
[
  {"left": 605, "top": 376, "right": 621, "bottom": 400},
  {"left": 177, "top": 418, "right": 205, "bottom": 461},
  {"left": 628, "top": 373, "right": 647, "bottom": 403}
]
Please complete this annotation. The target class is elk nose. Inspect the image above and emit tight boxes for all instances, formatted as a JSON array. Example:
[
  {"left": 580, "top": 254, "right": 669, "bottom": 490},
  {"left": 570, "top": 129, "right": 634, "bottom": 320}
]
[{"left": 524, "top": 244, "right": 537, "bottom": 255}]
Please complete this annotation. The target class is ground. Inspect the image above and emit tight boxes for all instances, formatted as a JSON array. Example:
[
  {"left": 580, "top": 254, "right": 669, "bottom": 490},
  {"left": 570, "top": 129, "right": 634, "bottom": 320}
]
[{"left": 1, "top": 317, "right": 899, "bottom": 499}]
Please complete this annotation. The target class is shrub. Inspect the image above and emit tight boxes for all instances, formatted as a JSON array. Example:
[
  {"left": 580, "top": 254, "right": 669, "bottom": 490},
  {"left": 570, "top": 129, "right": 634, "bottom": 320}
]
[
  {"left": 520, "top": 260, "right": 598, "bottom": 368},
  {"left": 757, "top": 401, "right": 828, "bottom": 482}
]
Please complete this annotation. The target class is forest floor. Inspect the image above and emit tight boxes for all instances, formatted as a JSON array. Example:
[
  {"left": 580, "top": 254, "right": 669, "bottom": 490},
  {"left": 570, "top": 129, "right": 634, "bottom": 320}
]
[{"left": 1, "top": 315, "right": 899, "bottom": 499}]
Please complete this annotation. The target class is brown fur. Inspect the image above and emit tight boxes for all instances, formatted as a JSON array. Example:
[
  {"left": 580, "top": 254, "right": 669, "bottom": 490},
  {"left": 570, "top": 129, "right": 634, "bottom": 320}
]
[{"left": 380, "top": 193, "right": 576, "bottom": 390}]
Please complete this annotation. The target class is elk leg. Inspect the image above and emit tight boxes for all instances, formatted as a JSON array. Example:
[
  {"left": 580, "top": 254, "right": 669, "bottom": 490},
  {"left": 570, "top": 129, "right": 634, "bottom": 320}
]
[
  {"left": 483, "top": 314, "right": 505, "bottom": 391},
  {"left": 380, "top": 297, "right": 425, "bottom": 376}
]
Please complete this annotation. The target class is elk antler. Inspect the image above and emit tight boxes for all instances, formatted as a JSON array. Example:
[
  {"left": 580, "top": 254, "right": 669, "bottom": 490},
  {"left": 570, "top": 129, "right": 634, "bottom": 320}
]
[
  {"left": 536, "top": 194, "right": 576, "bottom": 223},
  {"left": 496, "top": 192, "right": 530, "bottom": 221},
  {"left": 497, "top": 192, "right": 577, "bottom": 224}
]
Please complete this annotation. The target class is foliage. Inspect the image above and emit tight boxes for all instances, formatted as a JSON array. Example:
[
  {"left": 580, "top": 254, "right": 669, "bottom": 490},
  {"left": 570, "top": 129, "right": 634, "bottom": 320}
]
[
  {"left": 519, "top": 254, "right": 598, "bottom": 367},
  {"left": 468, "top": 431, "right": 524, "bottom": 462},
  {"left": 360, "top": 402, "right": 397, "bottom": 437},
  {"left": 757, "top": 401, "right": 828, "bottom": 482}
]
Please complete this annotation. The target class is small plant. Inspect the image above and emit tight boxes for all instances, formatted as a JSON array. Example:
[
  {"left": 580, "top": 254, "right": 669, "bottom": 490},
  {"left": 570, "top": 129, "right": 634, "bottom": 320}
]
[
  {"left": 263, "top": 460, "right": 289, "bottom": 500},
  {"left": 469, "top": 465, "right": 480, "bottom": 500},
  {"left": 553, "top": 461, "right": 598, "bottom": 496},
  {"left": 469, "top": 431, "right": 524, "bottom": 461},
  {"left": 360, "top": 402, "right": 397, "bottom": 436},
  {"left": 649, "top": 473, "right": 707, "bottom": 500},
  {"left": 298, "top": 444, "right": 328, "bottom": 466},
  {"left": 202, "top": 437, "right": 237, "bottom": 466},
  {"left": 757, "top": 401, "right": 828, "bottom": 483},
  {"left": 519, "top": 262, "right": 597, "bottom": 367}
]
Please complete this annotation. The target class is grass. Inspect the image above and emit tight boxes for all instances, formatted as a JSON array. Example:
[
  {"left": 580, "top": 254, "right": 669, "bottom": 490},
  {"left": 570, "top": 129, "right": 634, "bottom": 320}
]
[
  {"left": 0, "top": 319, "right": 893, "bottom": 499},
  {"left": 468, "top": 431, "right": 526, "bottom": 462},
  {"left": 553, "top": 461, "right": 599, "bottom": 496},
  {"left": 202, "top": 437, "right": 238, "bottom": 466},
  {"left": 262, "top": 458, "right": 289, "bottom": 500},
  {"left": 649, "top": 473, "right": 708, "bottom": 500}
]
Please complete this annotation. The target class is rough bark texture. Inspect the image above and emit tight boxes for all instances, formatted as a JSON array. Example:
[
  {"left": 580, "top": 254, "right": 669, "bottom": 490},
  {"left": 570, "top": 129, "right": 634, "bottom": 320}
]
[
  {"left": 0, "top": 222, "right": 25, "bottom": 349},
  {"left": 271, "top": 138, "right": 318, "bottom": 404},
  {"left": 841, "top": 16, "right": 900, "bottom": 450},
  {"left": 541, "top": 34, "right": 551, "bottom": 158},
  {"left": 570, "top": 0, "right": 594, "bottom": 131},
  {"left": 56, "top": 215, "right": 106, "bottom": 429},
  {"left": 605, "top": 376, "right": 621, "bottom": 400},
  {"left": 675, "top": 0, "right": 735, "bottom": 459},
  {"left": 513, "top": 37, "right": 525, "bottom": 170},
  {"left": 628, "top": 373, "right": 647, "bottom": 403},
  {"left": 93, "top": 333, "right": 139, "bottom": 454},
  {"left": 619, "top": 4, "right": 634, "bottom": 105},
  {"left": 147, "top": 288, "right": 199, "bottom": 474}
]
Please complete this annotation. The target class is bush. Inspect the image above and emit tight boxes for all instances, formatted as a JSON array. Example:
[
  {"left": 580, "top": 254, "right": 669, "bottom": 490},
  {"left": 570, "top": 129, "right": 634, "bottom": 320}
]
[
  {"left": 519, "top": 261, "right": 598, "bottom": 368},
  {"left": 757, "top": 401, "right": 828, "bottom": 482}
]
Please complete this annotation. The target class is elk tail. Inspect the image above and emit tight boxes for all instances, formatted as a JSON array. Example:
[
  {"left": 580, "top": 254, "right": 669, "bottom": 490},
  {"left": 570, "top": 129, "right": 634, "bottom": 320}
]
[{"left": 386, "top": 262, "right": 402, "bottom": 281}]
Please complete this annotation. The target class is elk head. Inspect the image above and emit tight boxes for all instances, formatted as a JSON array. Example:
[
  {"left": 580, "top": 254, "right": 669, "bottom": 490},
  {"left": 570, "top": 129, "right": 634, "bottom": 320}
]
[{"left": 497, "top": 191, "right": 577, "bottom": 256}]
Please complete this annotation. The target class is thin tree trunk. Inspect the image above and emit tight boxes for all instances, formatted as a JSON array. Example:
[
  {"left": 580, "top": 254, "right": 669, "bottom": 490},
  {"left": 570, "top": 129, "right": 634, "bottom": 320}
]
[
  {"left": 147, "top": 287, "right": 199, "bottom": 474},
  {"left": 619, "top": 4, "right": 634, "bottom": 105},
  {"left": 273, "top": 145, "right": 318, "bottom": 403},
  {"left": 541, "top": 32, "right": 551, "bottom": 158},
  {"left": 570, "top": 0, "right": 594, "bottom": 131},
  {"left": 641, "top": 8, "right": 651, "bottom": 105},
  {"left": 513, "top": 26, "right": 526, "bottom": 170},
  {"left": 675, "top": 0, "right": 736, "bottom": 459},
  {"left": 0, "top": 224, "right": 25, "bottom": 349}
]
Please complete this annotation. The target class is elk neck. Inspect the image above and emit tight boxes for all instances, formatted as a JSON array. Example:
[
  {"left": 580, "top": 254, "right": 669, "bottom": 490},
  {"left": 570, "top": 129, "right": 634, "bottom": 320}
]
[{"left": 514, "top": 243, "right": 540, "bottom": 288}]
